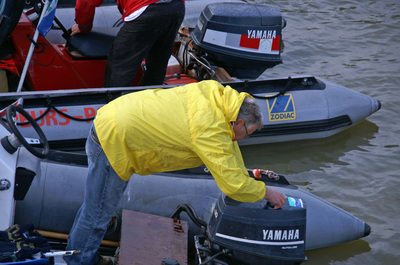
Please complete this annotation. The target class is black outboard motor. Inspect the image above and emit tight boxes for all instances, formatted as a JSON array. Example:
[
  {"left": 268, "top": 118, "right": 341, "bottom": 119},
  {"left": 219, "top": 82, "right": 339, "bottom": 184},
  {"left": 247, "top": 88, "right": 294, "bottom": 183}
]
[
  {"left": 195, "top": 194, "right": 307, "bottom": 265},
  {"left": 190, "top": 3, "right": 285, "bottom": 79}
]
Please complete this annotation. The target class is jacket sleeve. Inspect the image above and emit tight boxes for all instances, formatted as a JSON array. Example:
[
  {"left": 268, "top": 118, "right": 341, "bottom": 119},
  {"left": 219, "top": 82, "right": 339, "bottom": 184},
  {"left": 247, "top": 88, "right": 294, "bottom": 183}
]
[
  {"left": 75, "top": 0, "right": 104, "bottom": 33},
  {"left": 192, "top": 131, "right": 266, "bottom": 203}
]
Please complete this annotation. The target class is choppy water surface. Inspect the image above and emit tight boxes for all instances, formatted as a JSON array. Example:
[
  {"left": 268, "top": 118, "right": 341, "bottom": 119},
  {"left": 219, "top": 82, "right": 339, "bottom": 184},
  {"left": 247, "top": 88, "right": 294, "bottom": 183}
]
[{"left": 240, "top": 0, "right": 400, "bottom": 264}]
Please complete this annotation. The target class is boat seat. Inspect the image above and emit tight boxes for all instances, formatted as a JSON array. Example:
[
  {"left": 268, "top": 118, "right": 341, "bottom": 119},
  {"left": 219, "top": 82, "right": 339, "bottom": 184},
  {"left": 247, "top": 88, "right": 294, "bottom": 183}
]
[{"left": 66, "top": 27, "right": 119, "bottom": 58}]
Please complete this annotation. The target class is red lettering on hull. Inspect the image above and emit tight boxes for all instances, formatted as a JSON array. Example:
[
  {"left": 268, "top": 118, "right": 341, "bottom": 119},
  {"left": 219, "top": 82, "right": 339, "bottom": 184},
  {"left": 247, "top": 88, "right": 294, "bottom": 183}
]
[{"left": 16, "top": 107, "right": 98, "bottom": 127}]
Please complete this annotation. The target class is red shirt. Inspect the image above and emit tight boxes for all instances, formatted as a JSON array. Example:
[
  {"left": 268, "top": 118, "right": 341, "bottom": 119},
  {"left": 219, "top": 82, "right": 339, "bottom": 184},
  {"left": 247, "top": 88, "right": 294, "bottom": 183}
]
[{"left": 75, "top": 0, "right": 183, "bottom": 33}]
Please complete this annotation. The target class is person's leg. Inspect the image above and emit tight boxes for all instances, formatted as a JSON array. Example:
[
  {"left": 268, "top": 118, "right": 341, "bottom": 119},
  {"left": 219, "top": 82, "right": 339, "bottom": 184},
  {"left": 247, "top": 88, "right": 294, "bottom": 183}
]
[
  {"left": 103, "top": 21, "right": 151, "bottom": 87},
  {"left": 143, "top": 0, "right": 185, "bottom": 85},
  {"left": 64, "top": 127, "right": 128, "bottom": 265},
  {"left": 104, "top": 0, "right": 185, "bottom": 87}
]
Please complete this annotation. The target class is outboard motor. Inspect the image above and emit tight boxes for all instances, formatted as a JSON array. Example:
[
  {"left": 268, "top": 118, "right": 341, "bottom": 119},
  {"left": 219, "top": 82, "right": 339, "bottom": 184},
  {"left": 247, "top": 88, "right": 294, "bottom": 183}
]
[
  {"left": 190, "top": 3, "right": 285, "bottom": 79},
  {"left": 195, "top": 195, "right": 307, "bottom": 265}
]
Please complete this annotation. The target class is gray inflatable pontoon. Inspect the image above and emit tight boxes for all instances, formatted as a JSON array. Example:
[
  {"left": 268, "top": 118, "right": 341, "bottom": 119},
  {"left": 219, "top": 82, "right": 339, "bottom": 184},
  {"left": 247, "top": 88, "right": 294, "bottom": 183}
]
[
  {"left": 11, "top": 148, "right": 370, "bottom": 251},
  {"left": 0, "top": 2, "right": 380, "bottom": 148},
  {"left": 0, "top": 75, "right": 381, "bottom": 149},
  {"left": 0, "top": 108, "right": 370, "bottom": 264}
]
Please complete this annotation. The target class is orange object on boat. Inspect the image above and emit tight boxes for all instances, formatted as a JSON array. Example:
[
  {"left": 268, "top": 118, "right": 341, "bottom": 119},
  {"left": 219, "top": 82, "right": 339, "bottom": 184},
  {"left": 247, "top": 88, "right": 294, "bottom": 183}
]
[{"left": 252, "top": 169, "right": 261, "bottom": 179}]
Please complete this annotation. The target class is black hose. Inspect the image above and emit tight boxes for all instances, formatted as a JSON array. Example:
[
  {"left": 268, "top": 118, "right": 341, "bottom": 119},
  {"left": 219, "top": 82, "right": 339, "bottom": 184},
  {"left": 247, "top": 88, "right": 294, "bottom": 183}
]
[
  {"left": 170, "top": 204, "right": 207, "bottom": 229},
  {"left": 183, "top": 39, "right": 192, "bottom": 74},
  {"left": 1, "top": 105, "right": 51, "bottom": 126},
  {"left": 50, "top": 105, "right": 94, "bottom": 122},
  {"left": 199, "top": 251, "right": 225, "bottom": 265},
  {"left": 4, "top": 102, "right": 95, "bottom": 127}
]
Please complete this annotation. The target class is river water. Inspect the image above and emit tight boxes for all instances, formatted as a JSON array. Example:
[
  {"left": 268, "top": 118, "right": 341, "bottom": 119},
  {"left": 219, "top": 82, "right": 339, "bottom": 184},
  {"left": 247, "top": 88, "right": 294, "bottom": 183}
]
[
  {"left": 1, "top": 0, "right": 398, "bottom": 264},
  {"left": 240, "top": 0, "right": 400, "bottom": 264}
]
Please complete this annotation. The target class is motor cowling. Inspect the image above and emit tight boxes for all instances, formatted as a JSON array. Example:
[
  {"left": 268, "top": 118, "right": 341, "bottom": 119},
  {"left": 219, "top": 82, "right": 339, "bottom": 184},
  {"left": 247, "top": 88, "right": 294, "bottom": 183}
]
[
  {"left": 190, "top": 3, "right": 285, "bottom": 79},
  {"left": 205, "top": 194, "right": 306, "bottom": 265}
]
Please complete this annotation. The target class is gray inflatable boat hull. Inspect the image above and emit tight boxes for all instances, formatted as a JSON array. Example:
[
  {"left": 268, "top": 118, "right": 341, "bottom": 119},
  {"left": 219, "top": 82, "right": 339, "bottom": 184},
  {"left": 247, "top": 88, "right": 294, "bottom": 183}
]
[
  {"left": 0, "top": 76, "right": 381, "bottom": 148},
  {"left": 13, "top": 149, "right": 370, "bottom": 251}
]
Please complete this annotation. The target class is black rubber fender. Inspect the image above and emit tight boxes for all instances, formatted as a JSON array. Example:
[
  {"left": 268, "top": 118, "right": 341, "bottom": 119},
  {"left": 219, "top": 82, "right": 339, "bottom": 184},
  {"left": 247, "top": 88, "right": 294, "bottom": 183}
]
[{"left": 0, "top": 0, "right": 25, "bottom": 47}]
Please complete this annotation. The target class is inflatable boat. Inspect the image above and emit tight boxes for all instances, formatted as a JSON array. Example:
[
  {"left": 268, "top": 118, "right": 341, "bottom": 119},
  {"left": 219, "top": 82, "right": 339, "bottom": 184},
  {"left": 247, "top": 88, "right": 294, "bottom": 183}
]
[
  {"left": 0, "top": 75, "right": 381, "bottom": 148},
  {"left": 2, "top": 1, "right": 285, "bottom": 90},
  {"left": 0, "top": 1, "right": 380, "bottom": 146},
  {"left": 0, "top": 103, "right": 371, "bottom": 264}
]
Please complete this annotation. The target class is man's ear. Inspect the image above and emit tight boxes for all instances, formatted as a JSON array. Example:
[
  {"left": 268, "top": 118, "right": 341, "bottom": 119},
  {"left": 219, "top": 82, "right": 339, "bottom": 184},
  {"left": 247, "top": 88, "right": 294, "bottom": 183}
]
[{"left": 235, "top": 119, "right": 245, "bottom": 126}]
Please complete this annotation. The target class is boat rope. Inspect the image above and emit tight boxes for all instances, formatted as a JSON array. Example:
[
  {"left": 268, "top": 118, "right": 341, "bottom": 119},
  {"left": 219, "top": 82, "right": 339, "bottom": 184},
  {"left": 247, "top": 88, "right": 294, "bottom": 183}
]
[
  {"left": 2, "top": 98, "right": 95, "bottom": 126},
  {"left": 245, "top": 76, "right": 292, "bottom": 99},
  {"left": 32, "top": 42, "right": 56, "bottom": 67}
]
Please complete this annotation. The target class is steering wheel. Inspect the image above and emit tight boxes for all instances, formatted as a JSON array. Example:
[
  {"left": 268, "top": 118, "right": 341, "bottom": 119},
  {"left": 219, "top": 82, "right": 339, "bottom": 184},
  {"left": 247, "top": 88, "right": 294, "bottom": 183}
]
[{"left": 6, "top": 105, "right": 49, "bottom": 158}]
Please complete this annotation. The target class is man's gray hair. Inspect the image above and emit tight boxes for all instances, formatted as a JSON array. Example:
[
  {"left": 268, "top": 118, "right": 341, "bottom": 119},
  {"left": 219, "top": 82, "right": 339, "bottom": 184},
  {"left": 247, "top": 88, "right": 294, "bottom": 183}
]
[{"left": 237, "top": 97, "right": 263, "bottom": 130}]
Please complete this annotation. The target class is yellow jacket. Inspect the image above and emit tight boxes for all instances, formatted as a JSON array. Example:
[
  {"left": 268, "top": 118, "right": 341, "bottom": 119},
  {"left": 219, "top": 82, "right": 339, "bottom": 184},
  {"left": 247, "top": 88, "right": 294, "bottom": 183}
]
[{"left": 94, "top": 80, "right": 266, "bottom": 202}]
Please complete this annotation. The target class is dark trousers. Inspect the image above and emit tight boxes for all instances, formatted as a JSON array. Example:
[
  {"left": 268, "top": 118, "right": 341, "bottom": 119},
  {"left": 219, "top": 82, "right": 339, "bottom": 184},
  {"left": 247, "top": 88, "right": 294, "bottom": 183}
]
[{"left": 103, "top": 0, "right": 185, "bottom": 87}]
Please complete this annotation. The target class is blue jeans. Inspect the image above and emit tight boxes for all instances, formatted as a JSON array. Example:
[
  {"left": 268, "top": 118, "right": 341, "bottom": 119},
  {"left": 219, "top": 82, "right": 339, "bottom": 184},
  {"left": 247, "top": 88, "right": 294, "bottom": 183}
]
[{"left": 64, "top": 127, "right": 128, "bottom": 265}]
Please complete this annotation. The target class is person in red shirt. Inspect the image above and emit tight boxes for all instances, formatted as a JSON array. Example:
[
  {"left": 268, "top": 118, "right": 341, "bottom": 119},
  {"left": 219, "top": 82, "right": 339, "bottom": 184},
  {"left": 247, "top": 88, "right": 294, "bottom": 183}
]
[{"left": 71, "top": 0, "right": 185, "bottom": 87}]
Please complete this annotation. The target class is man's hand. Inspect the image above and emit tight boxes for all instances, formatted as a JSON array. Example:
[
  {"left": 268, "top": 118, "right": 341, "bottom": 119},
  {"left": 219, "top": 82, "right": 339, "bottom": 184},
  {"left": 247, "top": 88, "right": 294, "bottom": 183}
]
[
  {"left": 70, "top": 24, "right": 81, "bottom": 36},
  {"left": 264, "top": 187, "right": 286, "bottom": 209}
]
